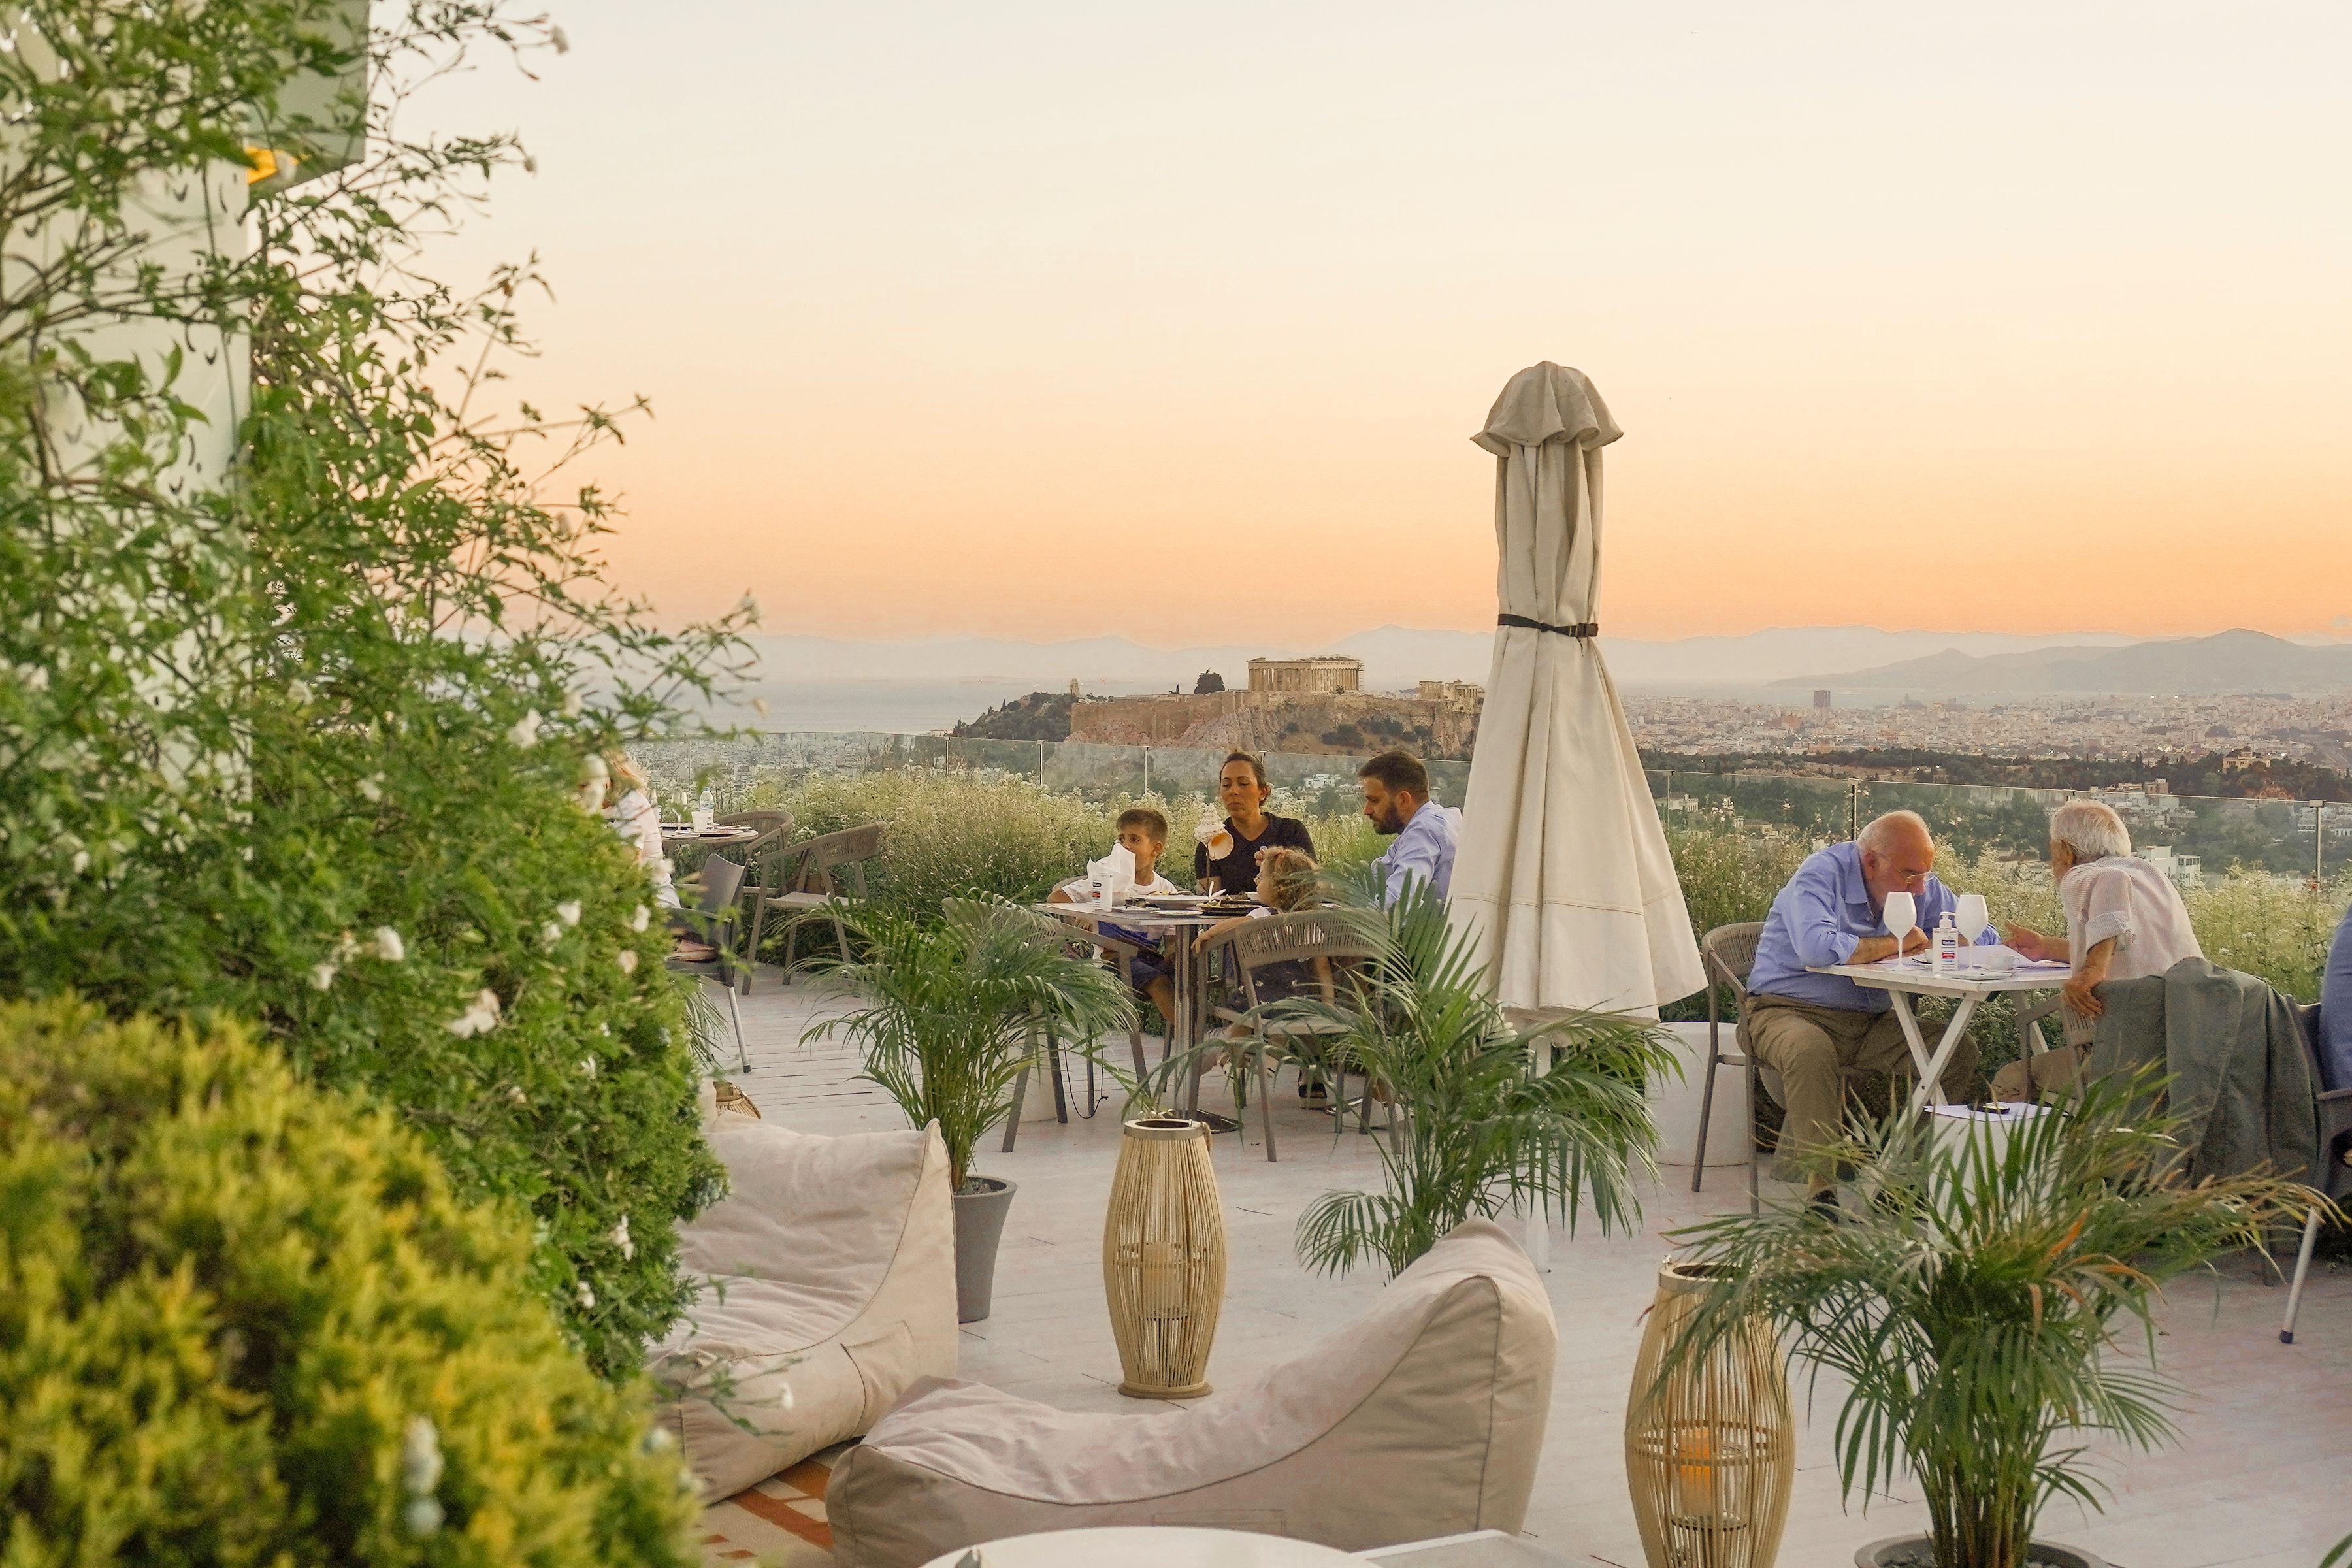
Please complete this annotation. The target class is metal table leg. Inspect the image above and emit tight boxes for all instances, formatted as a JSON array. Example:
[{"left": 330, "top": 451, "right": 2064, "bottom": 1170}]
[{"left": 1889, "top": 990, "right": 1980, "bottom": 1113}]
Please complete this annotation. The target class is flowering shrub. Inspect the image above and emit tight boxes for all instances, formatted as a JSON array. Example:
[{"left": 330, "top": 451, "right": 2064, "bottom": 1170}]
[
  {"left": 0, "top": 998, "right": 698, "bottom": 1564},
  {"left": 0, "top": 1, "right": 742, "bottom": 1376}
]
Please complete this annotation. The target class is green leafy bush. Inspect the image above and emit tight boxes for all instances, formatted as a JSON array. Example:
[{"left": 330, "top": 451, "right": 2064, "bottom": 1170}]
[
  {"left": 0, "top": 998, "right": 697, "bottom": 1565},
  {"left": 0, "top": 0, "right": 738, "bottom": 1377}
]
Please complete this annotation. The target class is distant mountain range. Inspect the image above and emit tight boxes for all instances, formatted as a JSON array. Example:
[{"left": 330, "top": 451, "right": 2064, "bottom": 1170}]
[
  {"left": 1770, "top": 629, "right": 2352, "bottom": 696},
  {"left": 710, "top": 625, "right": 2352, "bottom": 730}
]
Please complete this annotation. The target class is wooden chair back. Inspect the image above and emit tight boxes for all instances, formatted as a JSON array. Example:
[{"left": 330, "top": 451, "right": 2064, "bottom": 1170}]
[
  {"left": 1217, "top": 909, "right": 1380, "bottom": 1009},
  {"left": 788, "top": 824, "right": 884, "bottom": 896}
]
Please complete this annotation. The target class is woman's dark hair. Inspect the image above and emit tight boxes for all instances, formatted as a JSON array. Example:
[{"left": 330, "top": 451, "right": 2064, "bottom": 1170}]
[
  {"left": 1219, "top": 751, "right": 1269, "bottom": 792},
  {"left": 1356, "top": 749, "right": 1429, "bottom": 799}
]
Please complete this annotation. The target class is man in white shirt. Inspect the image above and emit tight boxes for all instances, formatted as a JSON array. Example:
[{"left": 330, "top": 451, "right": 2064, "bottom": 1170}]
[
  {"left": 1995, "top": 798, "right": 2204, "bottom": 1102},
  {"left": 1358, "top": 749, "right": 1460, "bottom": 905}
]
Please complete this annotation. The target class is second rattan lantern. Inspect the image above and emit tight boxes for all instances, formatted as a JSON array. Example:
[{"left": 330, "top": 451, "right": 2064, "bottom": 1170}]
[
  {"left": 1624, "top": 1257, "right": 1795, "bottom": 1568},
  {"left": 1102, "top": 1115, "right": 1227, "bottom": 1399}
]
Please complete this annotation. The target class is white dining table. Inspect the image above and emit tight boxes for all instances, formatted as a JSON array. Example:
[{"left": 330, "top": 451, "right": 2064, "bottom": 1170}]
[
  {"left": 1806, "top": 956, "right": 2072, "bottom": 1112},
  {"left": 1034, "top": 900, "right": 1235, "bottom": 1126}
]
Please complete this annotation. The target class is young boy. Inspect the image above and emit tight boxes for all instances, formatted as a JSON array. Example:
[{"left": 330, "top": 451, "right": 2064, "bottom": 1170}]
[{"left": 1050, "top": 806, "right": 1181, "bottom": 1028}]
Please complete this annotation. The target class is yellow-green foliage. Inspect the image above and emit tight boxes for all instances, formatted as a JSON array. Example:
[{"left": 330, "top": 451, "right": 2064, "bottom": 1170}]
[{"left": 0, "top": 999, "right": 697, "bottom": 1567}]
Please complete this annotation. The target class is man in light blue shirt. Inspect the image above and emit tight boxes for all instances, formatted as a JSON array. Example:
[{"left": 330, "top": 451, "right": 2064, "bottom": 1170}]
[
  {"left": 2321, "top": 897, "right": 2352, "bottom": 1092},
  {"left": 1744, "top": 811, "right": 1981, "bottom": 1204},
  {"left": 1359, "top": 749, "right": 1459, "bottom": 905}
]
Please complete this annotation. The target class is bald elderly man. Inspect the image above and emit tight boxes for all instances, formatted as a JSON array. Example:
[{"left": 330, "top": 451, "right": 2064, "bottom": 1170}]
[{"left": 1742, "top": 811, "right": 1982, "bottom": 1207}]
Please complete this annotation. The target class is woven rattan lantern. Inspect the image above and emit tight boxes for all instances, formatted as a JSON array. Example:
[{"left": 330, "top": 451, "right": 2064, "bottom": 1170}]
[
  {"left": 1624, "top": 1258, "right": 1795, "bottom": 1568},
  {"left": 1102, "top": 1116, "right": 1227, "bottom": 1399}
]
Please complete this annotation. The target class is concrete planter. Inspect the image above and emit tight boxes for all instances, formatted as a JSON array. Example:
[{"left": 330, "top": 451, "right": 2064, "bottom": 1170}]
[
  {"left": 1855, "top": 1535, "right": 2110, "bottom": 1568},
  {"left": 952, "top": 1176, "right": 1017, "bottom": 1323}
]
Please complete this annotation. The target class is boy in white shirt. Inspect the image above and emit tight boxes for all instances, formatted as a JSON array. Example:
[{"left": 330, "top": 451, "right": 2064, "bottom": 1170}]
[{"left": 1051, "top": 806, "right": 1181, "bottom": 1026}]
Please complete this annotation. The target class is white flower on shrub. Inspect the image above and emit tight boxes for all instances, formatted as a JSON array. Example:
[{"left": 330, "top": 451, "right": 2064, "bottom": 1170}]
[
  {"left": 556, "top": 900, "right": 581, "bottom": 926},
  {"left": 308, "top": 962, "right": 337, "bottom": 992},
  {"left": 579, "top": 1056, "right": 598, "bottom": 1078},
  {"left": 561, "top": 688, "right": 583, "bottom": 719},
  {"left": 576, "top": 753, "right": 609, "bottom": 813},
  {"left": 287, "top": 679, "right": 312, "bottom": 705},
  {"left": 505, "top": 1085, "right": 529, "bottom": 1105},
  {"left": 540, "top": 921, "right": 564, "bottom": 948},
  {"left": 24, "top": 666, "right": 46, "bottom": 691},
  {"left": 358, "top": 775, "right": 383, "bottom": 803},
  {"left": 372, "top": 926, "right": 406, "bottom": 962},
  {"left": 617, "top": 949, "right": 638, "bottom": 975},
  {"left": 446, "top": 988, "right": 503, "bottom": 1037},
  {"left": 69, "top": 848, "right": 89, "bottom": 875},
  {"left": 630, "top": 904, "right": 650, "bottom": 932},
  {"left": 402, "top": 1416, "right": 444, "bottom": 1535},
  {"left": 577, "top": 1280, "right": 596, "bottom": 1309},
  {"left": 508, "top": 709, "right": 542, "bottom": 749},
  {"left": 612, "top": 1215, "right": 634, "bottom": 1260}
]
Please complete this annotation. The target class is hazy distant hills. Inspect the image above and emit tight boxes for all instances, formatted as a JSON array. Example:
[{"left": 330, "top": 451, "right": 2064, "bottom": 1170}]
[
  {"left": 1771, "top": 630, "right": 2352, "bottom": 696},
  {"left": 711, "top": 625, "right": 2351, "bottom": 730},
  {"left": 734, "top": 624, "right": 2141, "bottom": 699}
]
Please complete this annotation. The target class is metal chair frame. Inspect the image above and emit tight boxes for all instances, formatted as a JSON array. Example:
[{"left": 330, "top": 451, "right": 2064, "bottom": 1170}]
[
  {"left": 1200, "top": 911, "right": 1382, "bottom": 1162},
  {"left": 1690, "top": 923, "right": 1767, "bottom": 1213},
  {"left": 755, "top": 823, "right": 882, "bottom": 983},
  {"left": 666, "top": 853, "right": 749, "bottom": 1073},
  {"left": 2281, "top": 1000, "right": 2352, "bottom": 1344}
]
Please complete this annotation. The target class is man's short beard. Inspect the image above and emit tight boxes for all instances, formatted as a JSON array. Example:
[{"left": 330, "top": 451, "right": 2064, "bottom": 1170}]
[{"left": 1373, "top": 810, "right": 1404, "bottom": 836}]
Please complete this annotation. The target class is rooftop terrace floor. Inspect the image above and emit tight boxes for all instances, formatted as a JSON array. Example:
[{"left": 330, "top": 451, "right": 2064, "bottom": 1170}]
[{"left": 710, "top": 976, "right": 2351, "bottom": 1568}]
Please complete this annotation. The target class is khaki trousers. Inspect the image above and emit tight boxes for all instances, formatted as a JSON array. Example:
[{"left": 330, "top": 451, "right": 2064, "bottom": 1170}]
[
  {"left": 1990, "top": 1042, "right": 2087, "bottom": 1104},
  {"left": 1742, "top": 994, "right": 1980, "bottom": 1192}
]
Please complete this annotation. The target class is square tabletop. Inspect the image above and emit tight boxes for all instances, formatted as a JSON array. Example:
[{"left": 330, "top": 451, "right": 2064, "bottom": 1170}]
[{"left": 1808, "top": 955, "right": 2072, "bottom": 998}]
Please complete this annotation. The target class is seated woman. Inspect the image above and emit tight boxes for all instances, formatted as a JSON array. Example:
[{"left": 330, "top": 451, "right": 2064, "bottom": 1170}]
[
  {"left": 1996, "top": 798, "right": 2203, "bottom": 1102},
  {"left": 1194, "top": 751, "right": 1313, "bottom": 897},
  {"left": 602, "top": 750, "right": 680, "bottom": 911}
]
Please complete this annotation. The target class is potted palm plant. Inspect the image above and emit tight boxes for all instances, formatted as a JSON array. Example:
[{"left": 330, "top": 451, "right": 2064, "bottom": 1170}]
[
  {"left": 800, "top": 896, "right": 1136, "bottom": 1322},
  {"left": 1232, "top": 870, "right": 1675, "bottom": 1278},
  {"left": 1664, "top": 1074, "right": 2328, "bottom": 1568}
]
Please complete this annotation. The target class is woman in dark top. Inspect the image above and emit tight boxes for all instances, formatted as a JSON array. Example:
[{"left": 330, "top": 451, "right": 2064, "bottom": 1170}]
[{"left": 1194, "top": 751, "right": 1314, "bottom": 896}]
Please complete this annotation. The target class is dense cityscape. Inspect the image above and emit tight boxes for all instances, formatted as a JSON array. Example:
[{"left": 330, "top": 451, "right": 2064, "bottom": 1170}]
[{"left": 1623, "top": 692, "right": 2352, "bottom": 773}]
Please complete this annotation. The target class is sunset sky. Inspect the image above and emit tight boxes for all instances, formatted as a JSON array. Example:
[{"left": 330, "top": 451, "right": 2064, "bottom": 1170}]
[{"left": 413, "top": 1, "right": 2351, "bottom": 647}]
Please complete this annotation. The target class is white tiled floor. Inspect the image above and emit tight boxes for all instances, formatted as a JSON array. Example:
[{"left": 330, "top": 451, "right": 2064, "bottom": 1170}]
[{"left": 713, "top": 976, "right": 2352, "bottom": 1568}]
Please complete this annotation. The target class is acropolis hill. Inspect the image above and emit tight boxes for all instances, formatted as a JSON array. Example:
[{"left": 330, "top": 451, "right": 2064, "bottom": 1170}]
[{"left": 1066, "top": 657, "right": 1483, "bottom": 759}]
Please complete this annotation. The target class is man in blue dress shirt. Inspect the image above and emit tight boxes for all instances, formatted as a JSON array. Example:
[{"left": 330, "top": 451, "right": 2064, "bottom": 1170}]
[
  {"left": 2322, "top": 896, "right": 2352, "bottom": 1092},
  {"left": 1744, "top": 810, "right": 1980, "bottom": 1201},
  {"left": 1358, "top": 749, "right": 1460, "bottom": 904}
]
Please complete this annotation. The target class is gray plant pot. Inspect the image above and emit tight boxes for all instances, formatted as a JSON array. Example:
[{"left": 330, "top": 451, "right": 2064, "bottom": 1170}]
[
  {"left": 952, "top": 1176, "right": 1017, "bottom": 1323},
  {"left": 1857, "top": 1535, "right": 2109, "bottom": 1568}
]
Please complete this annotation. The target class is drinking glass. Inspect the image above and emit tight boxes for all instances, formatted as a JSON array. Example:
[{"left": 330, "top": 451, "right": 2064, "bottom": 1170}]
[
  {"left": 1882, "top": 890, "right": 1918, "bottom": 966},
  {"left": 1955, "top": 893, "right": 1990, "bottom": 948}
]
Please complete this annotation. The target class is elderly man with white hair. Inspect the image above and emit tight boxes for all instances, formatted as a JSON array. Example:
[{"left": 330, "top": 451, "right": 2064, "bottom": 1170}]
[
  {"left": 1994, "top": 797, "right": 2204, "bottom": 1103},
  {"left": 1743, "top": 810, "right": 1984, "bottom": 1211}
]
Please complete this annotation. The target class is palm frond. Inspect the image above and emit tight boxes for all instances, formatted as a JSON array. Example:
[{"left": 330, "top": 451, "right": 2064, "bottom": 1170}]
[{"left": 1663, "top": 1068, "right": 2329, "bottom": 1568}]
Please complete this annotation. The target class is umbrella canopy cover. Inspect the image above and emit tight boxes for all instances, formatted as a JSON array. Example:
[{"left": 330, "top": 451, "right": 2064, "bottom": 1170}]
[{"left": 1449, "top": 363, "right": 1706, "bottom": 1014}]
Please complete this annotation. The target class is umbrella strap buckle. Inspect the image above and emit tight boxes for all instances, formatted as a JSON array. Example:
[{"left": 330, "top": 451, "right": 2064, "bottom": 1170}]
[{"left": 1498, "top": 615, "right": 1598, "bottom": 638}]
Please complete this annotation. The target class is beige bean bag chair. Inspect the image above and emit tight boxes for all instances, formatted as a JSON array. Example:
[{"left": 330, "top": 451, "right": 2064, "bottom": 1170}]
[
  {"left": 653, "top": 1115, "right": 958, "bottom": 1498},
  {"left": 828, "top": 1219, "right": 1555, "bottom": 1567}
]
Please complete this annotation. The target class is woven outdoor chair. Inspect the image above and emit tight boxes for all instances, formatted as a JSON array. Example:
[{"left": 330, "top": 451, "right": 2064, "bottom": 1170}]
[{"left": 1200, "top": 909, "right": 1382, "bottom": 1162}]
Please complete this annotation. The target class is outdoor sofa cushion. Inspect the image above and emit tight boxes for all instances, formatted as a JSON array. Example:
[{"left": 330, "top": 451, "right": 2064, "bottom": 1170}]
[
  {"left": 826, "top": 1218, "right": 1555, "bottom": 1567},
  {"left": 653, "top": 1114, "right": 958, "bottom": 1499}
]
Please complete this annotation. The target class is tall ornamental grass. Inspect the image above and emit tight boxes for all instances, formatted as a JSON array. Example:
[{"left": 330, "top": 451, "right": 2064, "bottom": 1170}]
[{"left": 751, "top": 769, "right": 1379, "bottom": 922}]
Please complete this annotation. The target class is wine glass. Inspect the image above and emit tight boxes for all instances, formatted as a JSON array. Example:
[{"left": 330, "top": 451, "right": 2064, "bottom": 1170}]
[
  {"left": 1955, "top": 893, "right": 1990, "bottom": 953},
  {"left": 1882, "top": 890, "right": 1918, "bottom": 966}
]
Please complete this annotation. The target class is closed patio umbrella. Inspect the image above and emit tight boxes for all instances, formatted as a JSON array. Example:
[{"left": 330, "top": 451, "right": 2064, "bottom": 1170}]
[{"left": 1450, "top": 363, "right": 1705, "bottom": 1015}]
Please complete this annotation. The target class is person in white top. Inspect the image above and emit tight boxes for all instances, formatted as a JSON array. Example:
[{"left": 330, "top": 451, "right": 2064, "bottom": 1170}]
[
  {"left": 1995, "top": 798, "right": 2204, "bottom": 1102},
  {"left": 600, "top": 750, "right": 681, "bottom": 911}
]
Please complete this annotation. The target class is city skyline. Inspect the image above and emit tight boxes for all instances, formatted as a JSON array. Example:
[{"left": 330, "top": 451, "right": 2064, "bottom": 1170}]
[{"left": 411, "top": 2, "right": 2351, "bottom": 644}]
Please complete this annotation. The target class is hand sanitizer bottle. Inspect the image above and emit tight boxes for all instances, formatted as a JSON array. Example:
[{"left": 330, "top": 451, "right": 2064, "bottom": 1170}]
[{"left": 1932, "top": 912, "right": 1961, "bottom": 975}]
